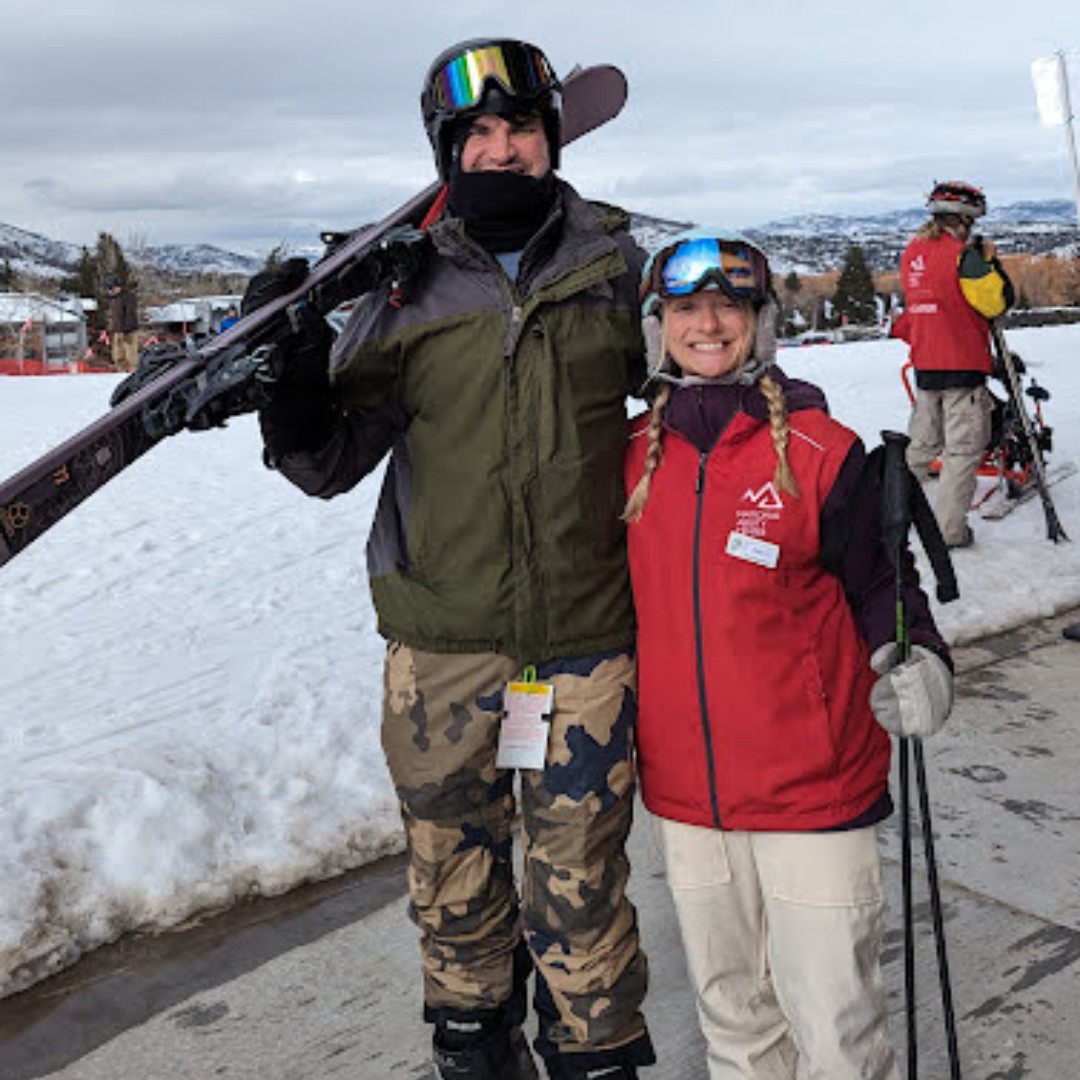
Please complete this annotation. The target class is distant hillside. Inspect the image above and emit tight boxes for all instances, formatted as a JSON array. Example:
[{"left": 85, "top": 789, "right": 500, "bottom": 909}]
[
  {"left": 1, "top": 200, "right": 1076, "bottom": 282},
  {"left": 0, "top": 223, "right": 262, "bottom": 283},
  {"left": 746, "top": 199, "right": 1080, "bottom": 274}
]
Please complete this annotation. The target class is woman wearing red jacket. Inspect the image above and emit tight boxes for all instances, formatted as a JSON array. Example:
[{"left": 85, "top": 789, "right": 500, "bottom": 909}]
[
  {"left": 624, "top": 230, "right": 953, "bottom": 1080},
  {"left": 892, "top": 180, "right": 1013, "bottom": 549}
]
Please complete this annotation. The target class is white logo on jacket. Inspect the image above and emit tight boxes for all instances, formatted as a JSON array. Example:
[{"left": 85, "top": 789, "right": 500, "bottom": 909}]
[
  {"left": 736, "top": 481, "right": 784, "bottom": 538},
  {"left": 741, "top": 481, "right": 785, "bottom": 510}
]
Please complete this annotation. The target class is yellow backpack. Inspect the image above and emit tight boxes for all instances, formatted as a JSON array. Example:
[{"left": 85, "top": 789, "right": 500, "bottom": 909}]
[{"left": 957, "top": 245, "right": 1011, "bottom": 319}]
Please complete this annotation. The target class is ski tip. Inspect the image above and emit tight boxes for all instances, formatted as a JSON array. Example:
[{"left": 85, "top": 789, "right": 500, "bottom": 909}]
[{"left": 560, "top": 64, "right": 629, "bottom": 146}]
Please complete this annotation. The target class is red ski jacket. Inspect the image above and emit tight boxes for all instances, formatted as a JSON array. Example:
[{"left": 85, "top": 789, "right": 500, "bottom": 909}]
[
  {"left": 625, "top": 401, "right": 891, "bottom": 832},
  {"left": 894, "top": 232, "right": 993, "bottom": 375}
]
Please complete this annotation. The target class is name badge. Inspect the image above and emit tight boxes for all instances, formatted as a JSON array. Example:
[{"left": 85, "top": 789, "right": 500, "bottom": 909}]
[
  {"left": 726, "top": 530, "right": 780, "bottom": 569},
  {"left": 496, "top": 668, "right": 554, "bottom": 771}
]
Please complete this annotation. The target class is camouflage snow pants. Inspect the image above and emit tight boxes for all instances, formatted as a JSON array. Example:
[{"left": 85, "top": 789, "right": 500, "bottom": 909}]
[{"left": 381, "top": 643, "right": 654, "bottom": 1073}]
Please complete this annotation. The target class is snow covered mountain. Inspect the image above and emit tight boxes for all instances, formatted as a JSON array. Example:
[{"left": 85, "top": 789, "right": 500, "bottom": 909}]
[
  {"left": 746, "top": 199, "right": 1080, "bottom": 274},
  {"left": 0, "top": 222, "right": 262, "bottom": 281},
  {"left": 1, "top": 200, "right": 1076, "bottom": 281}
]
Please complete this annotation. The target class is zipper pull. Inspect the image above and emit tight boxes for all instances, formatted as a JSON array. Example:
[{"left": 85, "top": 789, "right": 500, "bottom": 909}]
[
  {"left": 506, "top": 305, "right": 523, "bottom": 359},
  {"left": 696, "top": 453, "right": 707, "bottom": 494}
]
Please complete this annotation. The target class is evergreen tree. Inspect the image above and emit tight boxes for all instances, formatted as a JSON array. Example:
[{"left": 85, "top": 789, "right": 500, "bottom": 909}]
[
  {"left": 832, "top": 244, "right": 877, "bottom": 326},
  {"left": 60, "top": 248, "right": 100, "bottom": 298},
  {"left": 96, "top": 232, "right": 135, "bottom": 282},
  {"left": 0, "top": 257, "right": 16, "bottom": 291}
]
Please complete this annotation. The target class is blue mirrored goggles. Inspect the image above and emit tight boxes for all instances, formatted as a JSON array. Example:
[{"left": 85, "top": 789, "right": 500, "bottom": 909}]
[
  {"left": 646, "top": 238, "right": 771, "bottom": 303},
  {"left": 428, "top": 42, "right": 560, "bottom": 114}
]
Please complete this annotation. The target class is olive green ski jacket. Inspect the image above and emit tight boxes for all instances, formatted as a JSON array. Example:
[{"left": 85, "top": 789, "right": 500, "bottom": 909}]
[{"left": 275, "top": 181, "right": 646, "bottom": 665}]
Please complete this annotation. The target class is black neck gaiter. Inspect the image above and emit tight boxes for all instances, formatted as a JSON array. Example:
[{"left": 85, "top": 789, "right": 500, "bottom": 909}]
[{"left": 447, "top": 170, "right": 558, "bottom": 253}]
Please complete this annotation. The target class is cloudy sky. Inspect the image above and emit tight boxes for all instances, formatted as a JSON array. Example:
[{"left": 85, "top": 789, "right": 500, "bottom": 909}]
[{"left": 3, "top": 0, "right": 1078, "bottom": 258}]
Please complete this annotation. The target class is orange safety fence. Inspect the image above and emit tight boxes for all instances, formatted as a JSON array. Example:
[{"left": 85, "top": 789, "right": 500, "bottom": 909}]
[{"left": 0, "top": 357, "right": 116, "bottom": 376}]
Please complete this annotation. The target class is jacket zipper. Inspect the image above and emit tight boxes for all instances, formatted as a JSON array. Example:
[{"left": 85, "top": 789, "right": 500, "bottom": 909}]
[{"left": 692, "top": 451, "right": 724, "bottom": 829}]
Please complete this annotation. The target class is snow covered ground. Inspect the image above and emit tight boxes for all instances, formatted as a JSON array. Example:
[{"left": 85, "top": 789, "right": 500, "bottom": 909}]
[{"left": 1, "top": 324, "right": 1079, "bottom": 1001}]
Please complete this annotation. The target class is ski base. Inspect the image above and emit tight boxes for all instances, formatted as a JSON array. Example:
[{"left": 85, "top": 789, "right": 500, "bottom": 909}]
[{"left": 979, "top": 460, "right": 1077, "bottom": 520}]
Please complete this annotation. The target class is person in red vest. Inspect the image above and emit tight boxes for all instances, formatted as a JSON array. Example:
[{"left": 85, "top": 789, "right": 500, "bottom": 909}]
[
  {"left": 624, "top": 229, "right": 952, "bottom": 1080},
  {"left": 892, "top": 181, "right": 1013, "bottom": 549}
]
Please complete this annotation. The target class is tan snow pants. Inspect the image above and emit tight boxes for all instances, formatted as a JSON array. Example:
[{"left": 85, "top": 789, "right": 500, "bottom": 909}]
[
  {"left": 906, "top": 383, "right": 992, "bottom": 546},
  {"left": 654, "top": 818, "right": 901, "bottom": 1080}
]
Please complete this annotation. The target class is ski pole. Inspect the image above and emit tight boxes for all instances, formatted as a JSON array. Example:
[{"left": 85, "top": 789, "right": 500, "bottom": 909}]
[
  {"left": 879, "top": 430, "right": 963, "bottom": 1080},
  {"left": 913, "top": 738, "right": 962, "bottom": 1080},
  {"left": 879, "top": 431, "right": 919, "bottom": 1080}
]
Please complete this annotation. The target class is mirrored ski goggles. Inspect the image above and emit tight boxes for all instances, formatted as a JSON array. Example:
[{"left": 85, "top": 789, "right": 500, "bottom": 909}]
[
  {"left": 645, "top": 238, "right": 771, "bottom": 303},
  {"left": 428, "top": 42, "right": 560, "bottom": 113}
]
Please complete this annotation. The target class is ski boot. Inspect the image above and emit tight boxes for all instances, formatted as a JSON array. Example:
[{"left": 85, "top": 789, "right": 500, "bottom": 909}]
[{"left": 432, "top": 1021, "right": 539, "bottom": 1080}]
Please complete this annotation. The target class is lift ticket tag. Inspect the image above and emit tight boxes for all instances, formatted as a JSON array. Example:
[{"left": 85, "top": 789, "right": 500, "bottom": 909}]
[{"left": 497, "top": 666, "right": 554, "bottom": 771}]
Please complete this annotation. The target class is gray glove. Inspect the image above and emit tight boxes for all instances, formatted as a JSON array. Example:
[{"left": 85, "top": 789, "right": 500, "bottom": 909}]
[{"left": 869, "top": 644, "right": 953, "bottom": 739}]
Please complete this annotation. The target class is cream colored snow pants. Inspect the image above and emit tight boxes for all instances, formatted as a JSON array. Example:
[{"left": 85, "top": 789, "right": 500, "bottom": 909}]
[
  {"left": 653, "top": 818, "right": 901, "bottom": 1080},
  {"left": 906, "top": 383, "right": 992, "bottom": 546}
]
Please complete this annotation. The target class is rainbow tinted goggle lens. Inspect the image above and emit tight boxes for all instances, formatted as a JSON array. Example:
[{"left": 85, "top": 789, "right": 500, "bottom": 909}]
[
  {"left": 645, "top": 238, "right": 771, "bottom": 303},
  {"left": 429, "top": 42, "right": 560, "bottom": 114}
]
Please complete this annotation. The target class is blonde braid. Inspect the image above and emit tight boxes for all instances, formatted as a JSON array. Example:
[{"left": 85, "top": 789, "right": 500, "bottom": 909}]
[
  {"left": 623, "top": 382, "right": 673, "bottom": 523},
  {"left": 759, "top": 373, "right": 800, "bottom": 498}
]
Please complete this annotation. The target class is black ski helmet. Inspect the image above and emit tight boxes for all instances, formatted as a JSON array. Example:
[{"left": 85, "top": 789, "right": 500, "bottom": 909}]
[
  {"left": 420, "top": 38, "right": 562, "bottom": 180},
  {"left": 926, "top": 180, "right": 987, "bottom": 220}
]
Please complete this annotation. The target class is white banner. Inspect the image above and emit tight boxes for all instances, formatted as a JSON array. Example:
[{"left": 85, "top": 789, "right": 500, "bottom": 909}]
[{"left": 1031, "top": 56, "right": 1068, "bottom": 126}]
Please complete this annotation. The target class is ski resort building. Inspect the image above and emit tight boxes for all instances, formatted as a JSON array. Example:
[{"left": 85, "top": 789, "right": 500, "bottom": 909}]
[
  {"left": 0, "top": 293, "right": 93, "bottom": 374},
  {"left": 144, "top": 295, "right": 242, "bottom": 344}
]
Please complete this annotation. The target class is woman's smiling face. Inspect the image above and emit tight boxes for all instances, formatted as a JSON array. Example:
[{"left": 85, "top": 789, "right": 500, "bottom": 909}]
[{"left": 663, "top": 291, "right": 754, "bottom": 378}]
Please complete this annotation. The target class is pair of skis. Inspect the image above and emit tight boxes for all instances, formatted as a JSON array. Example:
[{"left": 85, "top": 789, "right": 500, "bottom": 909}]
[
  {"left": 979, "top": 459, "right": 1077, "bottom": 520},
  {"left": 0, "top": 63, "right": 629, "bottom": 569},
  {"left": 986, "top": 323, "right": 1069, "bottom": 541}
]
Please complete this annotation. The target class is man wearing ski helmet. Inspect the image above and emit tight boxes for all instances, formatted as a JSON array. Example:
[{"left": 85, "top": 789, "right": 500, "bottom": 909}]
[
  {"left": 892, "top": 180, "right": 1014, "bottom": 549},
  {"left": 246, "top": 37, "right": 654, "bottom": 1080}
]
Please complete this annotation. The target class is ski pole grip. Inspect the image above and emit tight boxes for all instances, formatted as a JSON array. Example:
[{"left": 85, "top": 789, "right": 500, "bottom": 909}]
[
  {"left": 881, "top": 429, "right": 911, "bottom": 453},
  {"left": 879, "top": 430, "right": 913, "bottom": 566}
]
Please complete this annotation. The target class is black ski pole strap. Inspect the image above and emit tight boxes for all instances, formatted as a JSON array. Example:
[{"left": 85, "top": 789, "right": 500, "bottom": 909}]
[{"left": 911, "top": 482, "right": 959, "bottom": 604}]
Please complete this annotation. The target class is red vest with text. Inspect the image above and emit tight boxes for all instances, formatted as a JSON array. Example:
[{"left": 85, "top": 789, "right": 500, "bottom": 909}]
[
  {"left": 625, "top": 408, "right": 891, "bottom": 832},
  {"left": 897, "top": 232, "right": 993, "bottom": 374}
]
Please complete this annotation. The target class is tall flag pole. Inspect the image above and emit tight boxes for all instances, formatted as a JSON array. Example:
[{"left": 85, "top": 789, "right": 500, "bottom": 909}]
[{"left": 1031, "top": 51, "right": 1080, "bottom": 228}]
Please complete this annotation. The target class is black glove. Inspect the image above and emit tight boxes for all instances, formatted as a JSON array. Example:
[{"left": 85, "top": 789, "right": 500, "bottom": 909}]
[{"left": 242, "top": 258, "right": 337, "bottom": 460}]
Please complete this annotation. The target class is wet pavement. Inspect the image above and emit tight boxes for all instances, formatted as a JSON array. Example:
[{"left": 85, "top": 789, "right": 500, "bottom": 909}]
[{"left": 2, "top": 609, "right": 1079, "bottom": 1079}]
